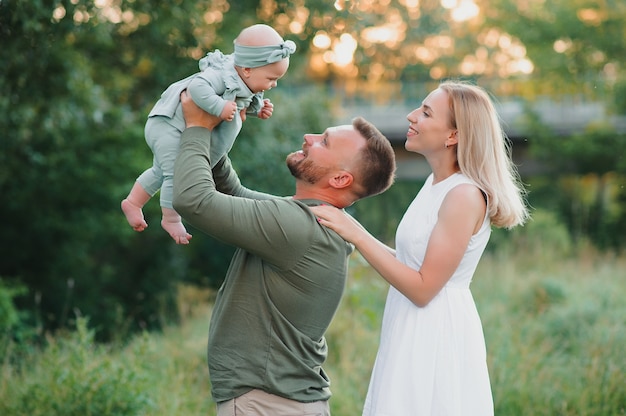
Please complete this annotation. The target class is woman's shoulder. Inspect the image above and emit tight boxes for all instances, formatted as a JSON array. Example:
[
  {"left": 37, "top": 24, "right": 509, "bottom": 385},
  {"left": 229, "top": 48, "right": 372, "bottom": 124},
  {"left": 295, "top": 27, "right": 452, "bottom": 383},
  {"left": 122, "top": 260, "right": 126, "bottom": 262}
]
[
  {"left": 448, "top": 173, "right": 486, "bottom": 200},
  {"left": 450, "top": 172, "right": 474, "bottom": 185}
]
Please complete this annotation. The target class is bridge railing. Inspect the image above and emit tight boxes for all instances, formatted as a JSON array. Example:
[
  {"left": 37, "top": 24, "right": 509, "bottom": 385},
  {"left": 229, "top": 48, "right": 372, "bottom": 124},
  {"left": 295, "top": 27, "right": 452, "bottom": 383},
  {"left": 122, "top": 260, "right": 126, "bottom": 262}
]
[{"left": 283, "top": 80, "right": 626, "bottom": 141}]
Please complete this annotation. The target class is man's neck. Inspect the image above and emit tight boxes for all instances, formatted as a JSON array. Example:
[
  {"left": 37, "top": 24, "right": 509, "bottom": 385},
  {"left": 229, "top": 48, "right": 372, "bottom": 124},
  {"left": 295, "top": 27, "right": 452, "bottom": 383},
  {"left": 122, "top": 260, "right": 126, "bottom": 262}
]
[{"left": 292, "top": 188, "right": 349, "bottom": 209}]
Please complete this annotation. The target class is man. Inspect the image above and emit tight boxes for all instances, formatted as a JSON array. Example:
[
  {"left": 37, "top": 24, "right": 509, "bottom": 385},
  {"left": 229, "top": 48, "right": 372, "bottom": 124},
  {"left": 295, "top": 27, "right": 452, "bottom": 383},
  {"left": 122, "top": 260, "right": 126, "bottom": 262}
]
[{"left": 173, "top": 90, "right": 396, "bottom": 416}]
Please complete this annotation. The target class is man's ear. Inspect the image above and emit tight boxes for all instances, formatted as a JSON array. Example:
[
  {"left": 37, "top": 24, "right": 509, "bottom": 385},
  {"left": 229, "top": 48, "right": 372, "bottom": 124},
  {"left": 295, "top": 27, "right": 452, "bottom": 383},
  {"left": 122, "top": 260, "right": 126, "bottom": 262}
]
[{"left": 329, "top": 171, "right": 354, "bottom": 189}]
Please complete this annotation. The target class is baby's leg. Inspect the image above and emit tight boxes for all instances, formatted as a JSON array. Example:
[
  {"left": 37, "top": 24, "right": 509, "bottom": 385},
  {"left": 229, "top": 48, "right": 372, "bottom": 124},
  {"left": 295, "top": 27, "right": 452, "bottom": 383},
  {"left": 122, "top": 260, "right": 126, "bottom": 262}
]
[
  {"left": 161, "top": 207, "right": 192, "bottom": 245},
  {"left": 149, "top": 119, "right": 191, "bottom": 244},
  {"left": 121, "top": 182, "right": 150, "bottom": 232}
]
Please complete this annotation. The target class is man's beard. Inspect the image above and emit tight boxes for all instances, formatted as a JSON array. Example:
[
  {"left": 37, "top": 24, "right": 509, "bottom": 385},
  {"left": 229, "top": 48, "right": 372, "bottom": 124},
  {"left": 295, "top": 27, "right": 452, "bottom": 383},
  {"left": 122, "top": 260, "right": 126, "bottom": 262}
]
[{"left": 286, "top": 152, "right": 331, "bottom": 184}]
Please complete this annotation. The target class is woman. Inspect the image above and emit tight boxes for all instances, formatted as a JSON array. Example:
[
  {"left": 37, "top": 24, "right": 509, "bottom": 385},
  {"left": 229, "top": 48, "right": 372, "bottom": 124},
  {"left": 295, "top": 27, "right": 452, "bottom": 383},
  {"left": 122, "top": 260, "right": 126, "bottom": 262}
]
[{"left": 311, "top": 81, "right": 529, "bottom": 415}]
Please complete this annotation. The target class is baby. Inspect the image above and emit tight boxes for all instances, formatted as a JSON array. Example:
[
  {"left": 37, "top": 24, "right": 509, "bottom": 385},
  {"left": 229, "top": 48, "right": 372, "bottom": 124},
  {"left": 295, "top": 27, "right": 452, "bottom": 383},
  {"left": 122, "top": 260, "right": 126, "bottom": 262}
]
[{"left": 121, "top": 24, "right": 296, "bottom": 244}]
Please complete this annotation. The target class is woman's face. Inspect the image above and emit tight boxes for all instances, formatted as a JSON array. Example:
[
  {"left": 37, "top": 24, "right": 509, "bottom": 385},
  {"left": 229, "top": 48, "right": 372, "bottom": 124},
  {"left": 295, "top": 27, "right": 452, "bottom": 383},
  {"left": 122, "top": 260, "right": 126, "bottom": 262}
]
[{"left": 405, "top": 88, "right": 456, "bottom": 154}]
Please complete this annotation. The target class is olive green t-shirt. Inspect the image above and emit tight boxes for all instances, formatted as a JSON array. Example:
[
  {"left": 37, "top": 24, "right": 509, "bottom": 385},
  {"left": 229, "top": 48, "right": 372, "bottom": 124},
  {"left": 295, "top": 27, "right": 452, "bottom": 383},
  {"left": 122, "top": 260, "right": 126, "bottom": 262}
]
[{"left": 173, "top": 127, "right": 353, "bottom": 403}]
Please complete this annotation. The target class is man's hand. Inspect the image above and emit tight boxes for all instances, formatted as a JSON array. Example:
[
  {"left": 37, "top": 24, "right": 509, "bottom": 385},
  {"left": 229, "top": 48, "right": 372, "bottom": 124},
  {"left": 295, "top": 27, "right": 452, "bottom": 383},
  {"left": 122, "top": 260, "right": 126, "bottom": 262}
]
[{"left": 180, "top": 90, "right": 222, "bottom": 130}]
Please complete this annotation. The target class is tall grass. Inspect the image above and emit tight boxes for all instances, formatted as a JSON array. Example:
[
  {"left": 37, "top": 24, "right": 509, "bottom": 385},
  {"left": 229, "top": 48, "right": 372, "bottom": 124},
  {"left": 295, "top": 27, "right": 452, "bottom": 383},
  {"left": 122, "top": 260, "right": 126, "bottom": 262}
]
[
  {"left": 476, "top": 247, "right": 626, "bottom": 415},
  {"left": 1, "top": 245, "right": 624, "bottom": 415},
  {"left": 326, "top": 244, "right": 626, "bottom": 415}
]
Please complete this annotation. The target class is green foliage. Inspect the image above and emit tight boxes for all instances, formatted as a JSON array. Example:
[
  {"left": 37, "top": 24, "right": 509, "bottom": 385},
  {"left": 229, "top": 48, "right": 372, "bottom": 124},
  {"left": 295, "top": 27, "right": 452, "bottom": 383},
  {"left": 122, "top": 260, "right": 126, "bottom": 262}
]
[
  {"left": 482, "top": 0, "right": 626, "bottom": 84},
  {"left": 524, "top": 114, "right": 626, "bottom": 249},
  {"left": 531, "top": 124, "right": 626, "bottom": 175},
  {"left": 511, "top": 278, "right": 567, "bottom": 315},
  {"left": 0, "top": 0, "right": 344, "bottom": 336},
  {"left": 0, "top": 280, "right": 25, "bottom": 334},
  {"left": 524, "top": 173, "right": 626, "bottom": 249},
  {"left": 231, "top": 86, "right": 337, "bottom": 195},
  {"left": 2, "top": 0, "right": 626, "bottom": 344},
  {"left": 0, "top": 318, "right": 156, "bottom": 416},
  {"left": 0, "top": 0, "right": 299, "bottom": 339},
  {"left": 489, "top": 208, "right": 573, "bottom": 258},
  {"left": 613, "top": 78, "right": 626, "bottom": 115},
  {"left": 348, "top": 179, "right": 424, "bottom": 244},
  {"left": 2, "top": 246, "right": 624, "bottom": 415},
  {"left": 476, "top": 249, "right": 626, "bottom": 415}
]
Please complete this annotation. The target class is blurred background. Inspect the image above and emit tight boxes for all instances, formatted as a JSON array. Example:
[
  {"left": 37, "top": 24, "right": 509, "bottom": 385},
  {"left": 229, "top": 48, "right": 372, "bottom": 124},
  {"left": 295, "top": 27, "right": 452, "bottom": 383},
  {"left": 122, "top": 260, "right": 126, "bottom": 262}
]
[{"left": 1, "top": 0, "right": 625, "bottom": 367}]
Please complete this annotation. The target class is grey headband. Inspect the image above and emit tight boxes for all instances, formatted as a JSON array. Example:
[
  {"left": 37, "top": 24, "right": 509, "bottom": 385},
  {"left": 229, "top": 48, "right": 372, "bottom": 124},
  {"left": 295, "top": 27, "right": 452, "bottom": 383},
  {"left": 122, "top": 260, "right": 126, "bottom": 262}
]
[{"left": 234, "top": 40, "right": 296, "bottom": 68}]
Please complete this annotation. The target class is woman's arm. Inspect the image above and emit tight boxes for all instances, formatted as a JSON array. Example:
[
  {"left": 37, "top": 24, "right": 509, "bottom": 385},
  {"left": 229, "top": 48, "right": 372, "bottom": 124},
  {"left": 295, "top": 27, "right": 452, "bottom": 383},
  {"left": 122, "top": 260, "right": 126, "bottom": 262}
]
[{"left": 311, "top": 184, "right": 485, "bottom": 307}]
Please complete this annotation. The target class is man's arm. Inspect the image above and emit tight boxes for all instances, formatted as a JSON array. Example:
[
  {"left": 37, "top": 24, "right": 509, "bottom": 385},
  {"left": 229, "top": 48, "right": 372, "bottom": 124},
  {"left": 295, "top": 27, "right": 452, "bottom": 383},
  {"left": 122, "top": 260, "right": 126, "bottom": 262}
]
[
  {"left": 180, "top": 89, "right": 277, "bottom": 200},
  {"left": 211, "top": 155, "right": 278, "bottom": 200},
  {"left": 172, "top": 91, "right": 311, "bottom": 266}
]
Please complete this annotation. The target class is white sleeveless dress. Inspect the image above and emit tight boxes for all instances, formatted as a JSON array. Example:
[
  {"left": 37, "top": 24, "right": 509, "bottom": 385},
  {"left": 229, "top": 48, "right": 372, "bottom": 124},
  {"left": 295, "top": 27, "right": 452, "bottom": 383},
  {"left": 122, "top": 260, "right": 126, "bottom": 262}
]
[{"left": 362, "top": 173, "right": 494, "bottom": 416}]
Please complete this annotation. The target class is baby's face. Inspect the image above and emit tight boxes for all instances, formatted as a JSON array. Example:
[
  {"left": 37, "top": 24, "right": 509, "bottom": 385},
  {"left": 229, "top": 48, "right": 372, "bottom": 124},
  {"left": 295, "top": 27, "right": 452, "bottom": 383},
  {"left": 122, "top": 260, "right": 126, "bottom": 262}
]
[{"left": 243, "top": 59, "right": 289, "bottom": 93}]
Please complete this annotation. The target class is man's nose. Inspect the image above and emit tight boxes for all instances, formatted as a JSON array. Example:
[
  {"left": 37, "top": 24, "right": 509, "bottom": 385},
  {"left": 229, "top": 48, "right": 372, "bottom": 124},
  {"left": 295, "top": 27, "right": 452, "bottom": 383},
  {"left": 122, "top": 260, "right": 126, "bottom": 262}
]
[{"left": 303, "top": 134, "right": 316, "bottom": 145}]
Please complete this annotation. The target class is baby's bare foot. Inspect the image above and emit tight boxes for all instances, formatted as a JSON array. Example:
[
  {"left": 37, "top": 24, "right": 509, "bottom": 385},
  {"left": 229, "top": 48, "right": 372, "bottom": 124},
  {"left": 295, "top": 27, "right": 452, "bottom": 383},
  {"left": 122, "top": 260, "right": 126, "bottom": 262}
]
[
  {"left": 121, "top": 199, "right": 148, "bottom": 231},
  {"left": 161, "top": 219, "right": 192, "bottom": 245}
]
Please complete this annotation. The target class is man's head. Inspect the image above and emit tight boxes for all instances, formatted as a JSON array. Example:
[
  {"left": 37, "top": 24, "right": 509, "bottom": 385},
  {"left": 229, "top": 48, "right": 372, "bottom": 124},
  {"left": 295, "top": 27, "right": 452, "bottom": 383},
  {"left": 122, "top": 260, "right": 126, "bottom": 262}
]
[
  {"left": 287, "top": 117, "right": 396, "bottom": 207},
  {"left": 178, "top": 90, "right": 395, "bottom": 206},
  {"left": 234, "top": 24, "right": 296, "bottom": 94}
]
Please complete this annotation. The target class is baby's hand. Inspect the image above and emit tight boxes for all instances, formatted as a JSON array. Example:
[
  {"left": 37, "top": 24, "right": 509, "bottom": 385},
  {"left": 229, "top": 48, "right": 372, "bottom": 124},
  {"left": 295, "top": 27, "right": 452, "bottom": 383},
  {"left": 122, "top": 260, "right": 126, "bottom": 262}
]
[
  {"left": 258, "top": 99, "right": 274, "bottom": 120},
  {"left": 220, "top": 101, "right": 238, "bottom": 121}
]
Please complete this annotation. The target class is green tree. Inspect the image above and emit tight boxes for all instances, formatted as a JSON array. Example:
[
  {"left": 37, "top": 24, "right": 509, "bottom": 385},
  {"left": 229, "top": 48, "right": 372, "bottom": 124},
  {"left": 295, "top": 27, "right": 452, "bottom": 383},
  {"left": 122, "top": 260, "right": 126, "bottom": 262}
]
[
  {"left": 3, "top": 0, "right": 625, "bottom": 341},
  {"left": 0, "top": 1, "right": 163, "bottom": 339},
  {"left": 481, "top": 0, "right": 626, "bottom": 97},
  {"left": 0, "top": 0, "right": 337, "bottom": 339},
  {"left": 0, "top": 0, "right": 239, "bottom": 339},
  {"left": 528, "top": 123, "right": 626, "bottom": 249}
]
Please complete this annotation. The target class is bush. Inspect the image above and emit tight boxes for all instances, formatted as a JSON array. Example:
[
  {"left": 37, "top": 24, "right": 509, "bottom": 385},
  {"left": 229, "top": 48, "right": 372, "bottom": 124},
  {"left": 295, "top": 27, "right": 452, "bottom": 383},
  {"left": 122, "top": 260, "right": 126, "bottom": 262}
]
[
  {"left": 0, "top": 279, "right": 23, "bottom": 333},
  {"left": 1, "top": 245, "right": 624, "bottom": 415},
  {"left": 0, "top": 318, "right": 156, "bottom": 416},
  {"left": 489, "top": 207, "right": 572, "bottom": 259},
  {"left": 476, "top": 248, "right": 626, "bottom": 416}
]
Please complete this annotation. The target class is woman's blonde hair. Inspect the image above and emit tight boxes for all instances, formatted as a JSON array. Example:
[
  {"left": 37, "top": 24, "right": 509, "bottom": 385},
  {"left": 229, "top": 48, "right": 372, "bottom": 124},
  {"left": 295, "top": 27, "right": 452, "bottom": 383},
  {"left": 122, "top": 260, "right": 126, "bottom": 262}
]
[{"left": 440, "top": 81, "right": 529, "bottom": 228}]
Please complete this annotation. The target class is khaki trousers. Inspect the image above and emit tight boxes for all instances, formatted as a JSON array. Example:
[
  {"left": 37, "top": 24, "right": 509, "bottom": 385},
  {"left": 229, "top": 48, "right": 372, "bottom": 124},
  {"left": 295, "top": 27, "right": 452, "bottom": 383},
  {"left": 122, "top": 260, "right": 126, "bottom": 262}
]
[{"left": 216, "top": 389, "right": 331, "bottom": 416}]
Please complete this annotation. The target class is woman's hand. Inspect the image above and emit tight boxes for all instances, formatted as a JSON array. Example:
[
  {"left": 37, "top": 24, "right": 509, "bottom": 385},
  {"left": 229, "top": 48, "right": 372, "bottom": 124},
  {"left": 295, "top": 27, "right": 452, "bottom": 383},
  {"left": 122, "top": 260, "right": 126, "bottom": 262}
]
[{"left": 310, "top": 205, "right": 364, "bottom": 243}]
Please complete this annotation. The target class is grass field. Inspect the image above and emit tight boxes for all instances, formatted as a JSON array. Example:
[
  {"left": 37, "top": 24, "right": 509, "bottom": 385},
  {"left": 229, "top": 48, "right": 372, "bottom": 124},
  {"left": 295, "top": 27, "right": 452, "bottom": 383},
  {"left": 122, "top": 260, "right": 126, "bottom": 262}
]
[{"left": 1, "top": 246, "right": 624, "bottom": 415}]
